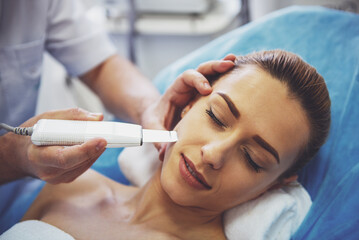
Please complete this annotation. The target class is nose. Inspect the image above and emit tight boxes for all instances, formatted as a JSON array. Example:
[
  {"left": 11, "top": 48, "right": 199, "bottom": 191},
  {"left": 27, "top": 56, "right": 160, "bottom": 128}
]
[{"left": 201, "top": 139, "right": 234, "bottom": 170}]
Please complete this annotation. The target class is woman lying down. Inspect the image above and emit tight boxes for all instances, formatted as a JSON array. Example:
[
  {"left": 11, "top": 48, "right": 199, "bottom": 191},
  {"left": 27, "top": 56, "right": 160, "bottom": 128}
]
[{"left": 22, "top": 50, "right": 331, "bottom": 239}]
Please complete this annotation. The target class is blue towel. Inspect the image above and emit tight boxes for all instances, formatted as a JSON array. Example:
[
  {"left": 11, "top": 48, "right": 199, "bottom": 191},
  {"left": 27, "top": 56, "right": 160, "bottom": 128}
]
[
  {"left": 0, "top": 179, "right": 45, "bottom": 233},
  {"left": 152, "top": 6, "right": 359, "bottom": 240}
]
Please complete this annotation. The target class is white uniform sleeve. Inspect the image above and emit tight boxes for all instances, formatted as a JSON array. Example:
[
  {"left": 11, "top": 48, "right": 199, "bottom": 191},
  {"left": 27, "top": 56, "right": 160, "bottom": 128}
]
[{"left": 45, "top": 0, "right": 117, "bottom": 76}]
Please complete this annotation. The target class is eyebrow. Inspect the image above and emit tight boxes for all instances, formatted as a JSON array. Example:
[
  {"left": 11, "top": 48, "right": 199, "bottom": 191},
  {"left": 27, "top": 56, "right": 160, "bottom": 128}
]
[
  {"left": 217, "top": 92, "right": 240, "bottom": 119},
  {"left": 253, "top": 135, "right": 280, "bottom": 164},
  {"left": 215, "top": 92, "right": 279, "bottom": 164}
]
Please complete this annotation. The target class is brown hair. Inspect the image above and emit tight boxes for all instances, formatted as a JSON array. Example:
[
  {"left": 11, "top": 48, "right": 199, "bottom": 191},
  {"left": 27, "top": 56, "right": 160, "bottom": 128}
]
[{"left": 230, "top": 50, "right": 331, "bottom": 178}]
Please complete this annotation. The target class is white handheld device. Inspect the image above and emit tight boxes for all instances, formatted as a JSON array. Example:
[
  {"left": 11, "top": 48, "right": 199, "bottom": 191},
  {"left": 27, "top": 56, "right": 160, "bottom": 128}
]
[{"left": 31, "top": 119, "right": 178, "bottom": 148}]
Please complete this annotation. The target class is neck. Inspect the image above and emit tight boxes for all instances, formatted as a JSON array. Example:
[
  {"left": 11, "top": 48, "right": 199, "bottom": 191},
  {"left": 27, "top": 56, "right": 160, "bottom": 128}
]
[{"left": 126, "top": 167, "right": 224, "bottom": 239}]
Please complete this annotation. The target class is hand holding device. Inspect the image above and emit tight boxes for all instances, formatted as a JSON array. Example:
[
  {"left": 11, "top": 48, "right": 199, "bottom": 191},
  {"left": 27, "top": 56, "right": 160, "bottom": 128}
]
[{"left": 0, "top": 108, "right": 108, "bottom": 184}]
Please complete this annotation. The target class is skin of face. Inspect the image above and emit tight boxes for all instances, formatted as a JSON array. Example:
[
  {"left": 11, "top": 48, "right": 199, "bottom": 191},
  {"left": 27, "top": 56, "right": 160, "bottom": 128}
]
[{"left": 160, "top": 65, "right": 310, "bottom": 214}]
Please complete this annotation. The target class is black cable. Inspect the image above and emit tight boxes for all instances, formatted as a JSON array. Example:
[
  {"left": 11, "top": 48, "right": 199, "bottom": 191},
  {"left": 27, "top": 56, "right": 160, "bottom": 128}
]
[{"left": 0, "top": 123, "right": 33, "bottom": 136}]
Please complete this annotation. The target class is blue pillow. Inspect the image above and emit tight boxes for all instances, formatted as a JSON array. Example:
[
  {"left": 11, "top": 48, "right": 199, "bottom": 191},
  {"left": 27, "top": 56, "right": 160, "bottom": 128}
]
[{"left": 152, "top": 6, "right": 359, "bottom": 240}]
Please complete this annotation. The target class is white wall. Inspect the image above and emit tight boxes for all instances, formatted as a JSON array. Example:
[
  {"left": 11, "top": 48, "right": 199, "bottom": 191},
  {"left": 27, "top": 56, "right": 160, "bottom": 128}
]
[
  {"left": 37, "top": 0, "right": 359, "bottom": 116},
  {"left": 37, "top": 0, "right": 241, "bottom": 115}
]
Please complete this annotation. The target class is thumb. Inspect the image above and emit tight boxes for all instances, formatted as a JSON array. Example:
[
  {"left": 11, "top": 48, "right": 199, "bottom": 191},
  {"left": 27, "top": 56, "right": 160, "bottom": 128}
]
[
  {"left": 153, "top": 142, "right": 162, "bottom": 151},
  {"left": 40, "top": 108, "right": 104, "bottom": 121}
]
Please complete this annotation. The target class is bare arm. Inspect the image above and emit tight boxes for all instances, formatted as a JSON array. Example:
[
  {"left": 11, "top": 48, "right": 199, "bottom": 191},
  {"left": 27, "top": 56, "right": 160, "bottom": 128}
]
[
  {"left": 80, "top": 54, "right": 160, "bottom": 124},
  {"left": 80, "top": 54, "right": 236, "bottom": 131}
]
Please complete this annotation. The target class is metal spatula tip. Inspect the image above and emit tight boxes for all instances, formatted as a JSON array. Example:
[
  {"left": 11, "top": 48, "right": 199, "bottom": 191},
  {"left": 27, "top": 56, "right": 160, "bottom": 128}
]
[{"left": 142, "top": 129, "right": 178, "bottom": 143}]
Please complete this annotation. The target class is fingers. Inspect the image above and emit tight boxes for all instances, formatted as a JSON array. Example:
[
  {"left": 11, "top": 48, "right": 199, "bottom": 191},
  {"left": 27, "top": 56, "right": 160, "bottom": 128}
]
[
  {"left": 223, "top": 53, "right": 237, "bottom": 61},
  {"left": 197, "top": 60, "right": 235, "bottom": 76},
  {"left": 36, "top": 138, "right": 107, "bottom": 169},
  {"left": 153, "top": 142, "right": 162, "bottom": 151},
  {"left": 166, "top": 69, "right": 212, "bottom": 103},
  {"left": 56, "top": 138, "right": 107, "bottom": 170},
  {"left": 47, "top": 153, "right": 99, "bottom": 184},
  {"left": 176, "top": 69, "right": 212, "bottom": 95},
  {"left": 21, "top": 108, "right": 104, "bottom": 128},
  {"left": 40, "top": 108, "right": 104, "bottom": 121},
  {"left": 13, "top": 108, "right": 106, "bottom": 184},
  {"left": 191, "top": 55, "right": 236, "bottom": 95},
  {"left": 140, "top": 55, "right": 237, "bottom": 135},
  {"left": 196, "top": 53, "right": 236, "bottom": 76},
  {"left": 28, "top": 138, "right": 107, "bottom": 183}
]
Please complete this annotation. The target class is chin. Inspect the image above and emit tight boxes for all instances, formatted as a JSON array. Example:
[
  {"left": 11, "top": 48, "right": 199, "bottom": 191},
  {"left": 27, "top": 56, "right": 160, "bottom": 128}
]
[{"left": 160, "top": 170, "right": 194, "bottom": 207}]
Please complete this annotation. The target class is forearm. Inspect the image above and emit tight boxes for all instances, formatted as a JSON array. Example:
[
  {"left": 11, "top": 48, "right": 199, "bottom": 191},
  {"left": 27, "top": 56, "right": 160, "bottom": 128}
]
[{"left": 80, "top": 55, "right": 160, "bottom": 124}]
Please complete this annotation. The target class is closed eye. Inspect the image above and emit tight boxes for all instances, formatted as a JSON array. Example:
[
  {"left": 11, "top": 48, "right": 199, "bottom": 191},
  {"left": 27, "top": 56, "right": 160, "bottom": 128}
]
[
  {"left": 243, "top": 148, "right": 263, "bottom": 173},
  {"left": 206, "top": 108, "right": 227, "bottom": 128}
]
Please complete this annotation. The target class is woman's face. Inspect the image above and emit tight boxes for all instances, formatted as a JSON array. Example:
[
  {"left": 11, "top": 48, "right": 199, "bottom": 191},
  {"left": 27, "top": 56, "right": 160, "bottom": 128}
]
[{"left": 161, "top": 65, "right": 310, "bottom": 213}]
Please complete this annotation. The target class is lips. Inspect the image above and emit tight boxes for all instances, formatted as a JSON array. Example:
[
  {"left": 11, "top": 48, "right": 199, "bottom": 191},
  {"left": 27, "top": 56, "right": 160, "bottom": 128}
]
[{"left": 179, "top": 154, "right": 212, "bottom": 190}]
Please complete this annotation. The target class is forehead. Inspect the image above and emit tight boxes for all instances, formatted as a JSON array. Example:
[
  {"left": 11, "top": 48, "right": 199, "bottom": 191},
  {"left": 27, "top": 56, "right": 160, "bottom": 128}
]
[{"left": 211, "top": 66, "right": 310, "bottom": 165}]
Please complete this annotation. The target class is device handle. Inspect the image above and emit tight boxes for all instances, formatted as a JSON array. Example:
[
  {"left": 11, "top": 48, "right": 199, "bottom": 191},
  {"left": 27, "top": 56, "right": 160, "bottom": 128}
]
[{"left": 31, "top": 119, "right": 142, "bottom": 148}]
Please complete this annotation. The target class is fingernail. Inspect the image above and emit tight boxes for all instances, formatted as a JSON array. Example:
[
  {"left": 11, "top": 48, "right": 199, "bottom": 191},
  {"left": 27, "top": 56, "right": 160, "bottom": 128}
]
[
  {"left": 96, "top": 141, "right": 107, "bottom": 151},
  {"left": 89, "top": 112, "right": 103, "bottom": 119},
  {"left": 203, "top": 82, "right": 211, "bottom": 89},
  {"left": 89, "top": 112, "right": 102, "bottom": 116},
  {"left": 221, "top": 60, "right": 234, "bottom": 66}
]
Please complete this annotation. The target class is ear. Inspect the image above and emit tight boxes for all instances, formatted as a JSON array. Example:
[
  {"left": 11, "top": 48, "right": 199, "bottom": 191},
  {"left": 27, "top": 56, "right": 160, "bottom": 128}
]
[{"left": 269, "top": 174, "right": 298, "bottom": 190}]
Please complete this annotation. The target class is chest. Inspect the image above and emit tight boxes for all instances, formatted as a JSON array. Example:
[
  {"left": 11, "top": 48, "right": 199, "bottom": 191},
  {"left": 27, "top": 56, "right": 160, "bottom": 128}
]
[{"left": 39, "top": 198, "right": 175, "bottom": 240}]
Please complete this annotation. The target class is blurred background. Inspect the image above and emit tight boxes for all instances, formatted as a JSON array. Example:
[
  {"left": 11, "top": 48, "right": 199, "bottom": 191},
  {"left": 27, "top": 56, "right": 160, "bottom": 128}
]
[{"left": 37, "top": 0, "right": 359, "bottom": 119}]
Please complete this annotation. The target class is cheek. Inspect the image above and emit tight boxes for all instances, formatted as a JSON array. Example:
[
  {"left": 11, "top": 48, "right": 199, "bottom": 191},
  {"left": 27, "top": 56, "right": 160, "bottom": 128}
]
[
  {"left": 161, "top": 142, "right": 177, "bottom": 175},
  {"left": 174, "top": 107, "right": 211, "bottom": 144},
  {"left": 213, "top": 165, "right": 278, "bottom": 209},
  {"left": 159, "top": 144, "right": 199, "bottom": 206},
  {"left": 160, "top": 145, "right": 181, "bottom": 200},
  {"left": 163, "top": 142, "right": 174, "bottom": 161}
]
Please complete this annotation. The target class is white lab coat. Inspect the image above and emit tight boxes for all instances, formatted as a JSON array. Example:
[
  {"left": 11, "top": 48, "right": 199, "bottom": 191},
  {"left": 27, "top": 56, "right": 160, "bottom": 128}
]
[
  {"left": 0, "top": 1, "right": 118, "bottom": 233},
  {"left": 0, "top": 0, "right": 116, "bottom": 130}
]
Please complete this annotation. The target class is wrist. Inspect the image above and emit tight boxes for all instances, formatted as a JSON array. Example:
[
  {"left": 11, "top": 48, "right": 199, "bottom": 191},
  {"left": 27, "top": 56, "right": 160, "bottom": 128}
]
[
  {"left": 141, "top": 93, "right": 164, "bottom": 121},
  {"left": 0, "top": 133, "right": 30, "bottom": 184}
]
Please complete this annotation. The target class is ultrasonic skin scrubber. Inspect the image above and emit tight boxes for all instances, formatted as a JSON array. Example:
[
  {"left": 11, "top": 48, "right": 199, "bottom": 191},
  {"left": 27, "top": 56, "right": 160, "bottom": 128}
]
[{"left": 25, "top": 119, "right": 178, "bottom": 147}]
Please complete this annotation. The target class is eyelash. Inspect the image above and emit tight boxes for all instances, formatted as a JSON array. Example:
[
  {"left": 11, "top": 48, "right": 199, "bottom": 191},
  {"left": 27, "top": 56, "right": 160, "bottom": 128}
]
[
  {"left": 205, "top": 108, "right": 226, "bottom": 128},
  {"left": 243, "top": 148, "right": 263, "bottom": 173}
]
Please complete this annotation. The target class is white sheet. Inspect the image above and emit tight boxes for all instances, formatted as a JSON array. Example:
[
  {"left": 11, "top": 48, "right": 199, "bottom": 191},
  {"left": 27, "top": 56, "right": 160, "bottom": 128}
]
[{"left": 0, "top": 220, "right": 74, "bottom": 240}]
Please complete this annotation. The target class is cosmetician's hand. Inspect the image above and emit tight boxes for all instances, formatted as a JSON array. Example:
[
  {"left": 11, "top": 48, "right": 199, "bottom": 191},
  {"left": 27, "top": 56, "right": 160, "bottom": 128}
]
[
  {"left": 0, "top": 108, "right": 107, "bottom": 184},
  {"left": 141, "top": 54, "right": 236, "bottom": 151}
]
